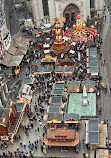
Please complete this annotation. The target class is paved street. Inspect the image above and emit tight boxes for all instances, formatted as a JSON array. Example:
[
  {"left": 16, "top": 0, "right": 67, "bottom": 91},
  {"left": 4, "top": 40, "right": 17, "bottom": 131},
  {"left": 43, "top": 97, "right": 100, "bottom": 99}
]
[
  {"left": 100, "top": 5, "right": 111, "bottom": 138},
  {"left": 1, "top": 2, "right": 111, "bottom": 157}
]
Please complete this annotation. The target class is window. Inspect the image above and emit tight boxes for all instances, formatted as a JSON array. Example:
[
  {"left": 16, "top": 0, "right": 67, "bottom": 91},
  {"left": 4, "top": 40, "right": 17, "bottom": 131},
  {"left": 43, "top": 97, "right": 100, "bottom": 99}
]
[
  {"left": 91, "top": 11, "right": 95, "bottom": 18},
  {"left": 90, "top": 0, "right": 94, "bottom": 8},
  {"left": 42, "top": 0, "right": 49, "bottom": 16}
]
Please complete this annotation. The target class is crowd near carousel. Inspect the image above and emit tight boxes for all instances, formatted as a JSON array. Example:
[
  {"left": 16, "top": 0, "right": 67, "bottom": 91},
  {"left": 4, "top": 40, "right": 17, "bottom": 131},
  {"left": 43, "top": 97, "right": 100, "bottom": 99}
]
[{"left": 0, "top": 14, "right": 109, "bottom": 158}]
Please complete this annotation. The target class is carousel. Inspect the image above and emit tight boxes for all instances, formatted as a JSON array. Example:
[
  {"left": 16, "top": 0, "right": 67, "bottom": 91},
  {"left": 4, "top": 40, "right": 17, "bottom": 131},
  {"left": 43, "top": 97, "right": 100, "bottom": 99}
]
[
  {"left": 64, "top": 14, "right": 97, "bottom": 43},
  {"left": 50, "top": 19, "right": 70, "bottom": 57}
]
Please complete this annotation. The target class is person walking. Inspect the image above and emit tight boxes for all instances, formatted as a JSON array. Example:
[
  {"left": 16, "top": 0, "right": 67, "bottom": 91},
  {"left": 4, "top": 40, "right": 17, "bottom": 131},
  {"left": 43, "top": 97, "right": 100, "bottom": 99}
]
[{"left": 37, "top": 127, "right": 39, "bottom": 132}]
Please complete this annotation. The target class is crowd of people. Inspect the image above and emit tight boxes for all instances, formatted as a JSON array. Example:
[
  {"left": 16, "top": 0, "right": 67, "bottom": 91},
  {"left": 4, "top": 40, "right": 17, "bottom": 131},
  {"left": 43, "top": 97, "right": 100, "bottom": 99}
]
[{"left": 0, "top": 20, "right": 105, "bottom": 158}]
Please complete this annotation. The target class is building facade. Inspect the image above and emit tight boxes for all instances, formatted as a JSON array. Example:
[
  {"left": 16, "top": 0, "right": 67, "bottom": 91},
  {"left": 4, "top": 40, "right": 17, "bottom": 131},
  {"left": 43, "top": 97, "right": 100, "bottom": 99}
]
[
  {"left": 29, "top": 0, "right": 104, "bottom": 27},
  {"left": 0, "top": 0, "right": 11, "bottom": 63}
]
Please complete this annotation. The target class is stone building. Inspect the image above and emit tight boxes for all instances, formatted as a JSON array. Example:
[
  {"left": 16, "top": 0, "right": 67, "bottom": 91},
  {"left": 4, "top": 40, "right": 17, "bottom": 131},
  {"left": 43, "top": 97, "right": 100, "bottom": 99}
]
[
  {"left": 0, "top": 0, "right": 11, "bottom": 63},
  {"left": 22, "top": 0, "right": 104, "bottom": 27}
]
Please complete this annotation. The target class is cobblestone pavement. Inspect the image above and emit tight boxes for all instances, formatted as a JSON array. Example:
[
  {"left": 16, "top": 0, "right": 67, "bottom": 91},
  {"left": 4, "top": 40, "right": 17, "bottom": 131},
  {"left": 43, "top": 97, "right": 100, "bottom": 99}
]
[
  {"left": 100, "top": 5, "right": 111, "bottom": 138},
  {"left": 0, "top": 92, "right": 86, "bottom": 157},
  {"left": 1, "top": 13, "right": 111, "bottom": 157}
]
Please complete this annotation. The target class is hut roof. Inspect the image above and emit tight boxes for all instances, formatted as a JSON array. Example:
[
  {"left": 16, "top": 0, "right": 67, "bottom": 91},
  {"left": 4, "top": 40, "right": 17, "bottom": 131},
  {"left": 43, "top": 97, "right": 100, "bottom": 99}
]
[
  {"left": 55, "top": 66, "right": 64, "bottom": 72},
  {"left": 52, "top": 89, "right": 63, "bottom": 95},
  {"left": 34, "top": 66, "right": 43, "bottom": 72},
  {"left": 54, "top": 82, "right": 64, "bottom": 89},
  {"left": 64, "top": 66, "right": 74, "bottom": 72},
  {"left": 32, "top": 59, "right": 41, "bottom": 64},
  {"left": 89, "top": 57, "right": 98, "bottom": 62},
  {"left": 64, "top": 113, "right": 80, "bottom": 121},
  {"left": 42, "top": 66, "right": 53, "bottom": 72},
  {"left": 88, "top": 119, "right": 99, "bottom": 144},
  {"left": 89, "top": 67, "right": 99, "bottom": 73},
  {"left": 50, "top": 96, "right": 62, "bottom": 104},
  {"left": 49, "top": 105, "right": 60, "bottom": 113},
  {"left": 88, "top": 62, "right": 98, "bottom": 67},
  {"left": 82, "top": 80, "right": 96, "bottom": 86},
  {"left": 67, "top": 80, "right": 80, "bottom": 86},
  {"left": 59, "top": 58, "right": 74, "bottom": 64},
  {"left": 47, "top": 113, "right": 63, "bottom": 121}
]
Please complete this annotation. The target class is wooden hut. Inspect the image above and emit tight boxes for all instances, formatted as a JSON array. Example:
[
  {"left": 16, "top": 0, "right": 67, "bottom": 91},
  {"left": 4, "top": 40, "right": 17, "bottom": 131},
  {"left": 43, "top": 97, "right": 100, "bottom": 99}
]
[
  {"left": 64, "top": 66, "right": 74, "bottom": 77},
  {"left": 87, "top": 67, "right": 99, "bottom": 76},
  {"left": 55, "top": 66, "right": 64, "bottom": 75},
  {"left": 31, "top": 59, "right": 41, "bottom": 70},
  {"left": 33, "top": 66, "right": 43, "bottom": 75},
  {"left": 85, "top": 119, "right": 99, "bottom": 150},
  {"left": 64, "top": 113, "right": 80, "bottom": 126},
  {"left": 67, "top": 81, "right": 80, "bottom": 92},
  {"left": 53, "top": 81, "right": 65, "bottom": 90},
  {"left": 82, "top": 80, "right": 96, "bottom": 92},
  {"left": 59, "top": 58, "right": 74, "bottom": 66}
]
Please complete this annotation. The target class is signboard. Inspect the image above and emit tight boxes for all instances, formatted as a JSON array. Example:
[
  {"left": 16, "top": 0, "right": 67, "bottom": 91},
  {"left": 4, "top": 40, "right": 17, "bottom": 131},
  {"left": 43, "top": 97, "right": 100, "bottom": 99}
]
[
  {"left": 1, "top": 136, "right": 9, "bottom": 141},
  {"left": 55, "top": 136, "right": 67, "bottom": 138}
]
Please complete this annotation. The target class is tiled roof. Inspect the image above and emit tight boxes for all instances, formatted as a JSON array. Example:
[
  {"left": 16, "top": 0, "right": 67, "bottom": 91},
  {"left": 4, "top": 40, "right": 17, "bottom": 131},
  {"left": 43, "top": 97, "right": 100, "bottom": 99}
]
[
  {"left": 47, "top": 128, "right": 75, "bottom": 140},
  {"left": 67, "top": 80, "right": 80, "bottom": 86},
  {"left": 64, "top": 113, "right": 80, "bottom": 121},
  {"left": 47, "top": 113, "right": 63, "bottom": 121},
  {"left": 82, "top": 80, "right": 96, "bottom": 86}
]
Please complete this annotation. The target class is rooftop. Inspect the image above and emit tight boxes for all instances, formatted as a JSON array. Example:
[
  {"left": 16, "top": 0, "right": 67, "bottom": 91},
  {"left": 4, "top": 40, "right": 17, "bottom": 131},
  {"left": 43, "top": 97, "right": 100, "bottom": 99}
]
[
  {"left": 54, "top": 82, "right": 64, "bottom": 89},
  {"left": 68, "top": 93, "right": 96, "bottom": 117},
  {"left": 46, "top": 128, "right": 75, "bottom": 140},
  {"left": 52, "top": 89, "right": 63, "bottom": 95}
]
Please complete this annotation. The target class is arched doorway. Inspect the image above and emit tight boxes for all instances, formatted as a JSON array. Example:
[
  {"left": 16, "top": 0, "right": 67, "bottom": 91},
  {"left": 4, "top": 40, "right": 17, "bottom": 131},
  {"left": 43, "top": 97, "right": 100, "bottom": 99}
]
[{"left": 63, "top": 4, "right": 80, "bottom": 24}]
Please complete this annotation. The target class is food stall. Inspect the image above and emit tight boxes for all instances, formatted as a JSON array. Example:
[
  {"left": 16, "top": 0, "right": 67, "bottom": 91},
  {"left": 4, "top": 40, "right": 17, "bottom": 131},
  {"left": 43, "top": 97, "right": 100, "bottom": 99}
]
[
  {"left": 87, "top": 67, "right": 99, "bottom": 76},
  {"left": 41, "top": 56, "right": 58, "bottom": 66},
  {"left": 49, "top": 96, "right": 63, "bottom": 106},
  {"left": 59, "top": 58, "right": 74, "bottom": 66},
  {"left": 53, "top": 81, "right": 65, "bottom": 90},
  {"left": 33, "top": 66, "right": 43, "bottom": 75},
  {"left": 87, "top": 62, "right": 98, "bottom": 68},
  {"left": 55, "top": 66, "right": 64, "bottom": 75},
  {"left": 47, "top": 105, "right": 62, "bottom": 114},
  {"left": 42, "top": 66, "right": 53, "bottom": 74},
  {"left": 51, "top": 89, "right": 64, "bottom": 96},
  {"left": 81, "top": 80, "right": 96, "bottom": 92},
  {"left": 64, "top": 66, "right": 74, "bottom": 77},
  {"left": 67, "top": 80, "right": 80, "bottom": 92}
]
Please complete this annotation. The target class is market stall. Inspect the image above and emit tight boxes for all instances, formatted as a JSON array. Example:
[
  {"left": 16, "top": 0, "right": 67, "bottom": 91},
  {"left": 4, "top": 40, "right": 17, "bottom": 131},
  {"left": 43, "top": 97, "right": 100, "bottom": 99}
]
[
  {"left": 87, "top": 67, "right": 99, "bottom": 76},
  {"left": 41, "top": 56, "right": 58, "bottom": 66},
  {"left": 67, "top": 80, "right": 80, "bottom": 92},
  {"left": 46, "top": 113, "right": 63, "bottom": 124},
  {"left": 55, "top": 66, "right": 64, "bottom": 75},
  {"left": 33, "top": 66, "right": 43, "bottom": 75},
  {"left": 81, "top": 80, "right": 96, "bottom": 92},
  {"left": 87, "top": 56, "right": 98, "bottom": 63},
  {"left": 32, "top": 59, "right": 41, "bottom": 69},
  {"left": 59, "top": 58, "right": 74, "bottom": 66},
  {"left": 64, "top": 113, "right": 80, "bottom": 125},
  {"left": 53, "top": 81, "right": 65, "bottom": 90},
  {"left": 51, "top": 89, "right": 64, "bottom": 96},
  {"left": 49, "top": 96, "right": 63, "bottom": 106},
  {"left": 47, "top": 105, "right": 61, "bottom": 114},
  {"left": 42, "top": 66, "right": 53, "bottom": 74},
  {"left": 64, "top": 66, "right": 74, "bottom": 77},
  {"left": 87, "top": 62, "right": 98, "bottom": 68}
]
